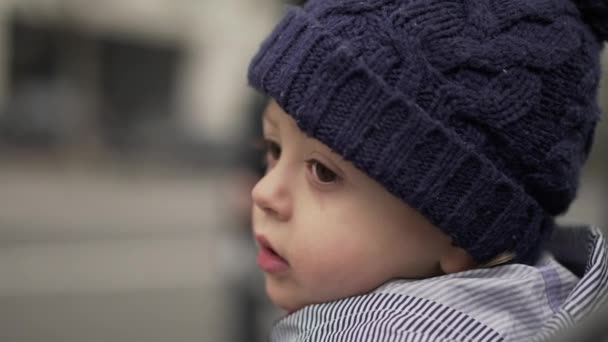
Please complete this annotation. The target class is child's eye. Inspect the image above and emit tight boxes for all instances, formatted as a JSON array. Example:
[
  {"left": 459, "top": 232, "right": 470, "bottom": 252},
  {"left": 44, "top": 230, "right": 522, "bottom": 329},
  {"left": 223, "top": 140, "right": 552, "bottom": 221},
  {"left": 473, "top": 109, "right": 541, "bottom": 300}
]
[
  {"left": 264, "top": 139, "right": 281, "bottom": 165},
  {"left": 306, "top": 159, "right": 339, "bottom": 184}
]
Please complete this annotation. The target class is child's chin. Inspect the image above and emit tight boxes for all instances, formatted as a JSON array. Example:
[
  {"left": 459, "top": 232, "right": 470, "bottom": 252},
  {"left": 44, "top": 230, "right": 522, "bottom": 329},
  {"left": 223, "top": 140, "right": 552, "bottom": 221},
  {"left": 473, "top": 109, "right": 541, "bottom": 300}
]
[
  {"left": 269, "top": 293, "right": 309, "bottom": 314},
  {"left": 273, "top": 296, "right": 329, "bottom": 315},
  {"left": 266, "top": 285, "right": 299, "bottom": 313},
  {"left": 273, "top": 298, "right": 302, "bottom": 314},
  {"left": 270, "top": 301, "right": 298, "bottom": 315},
  {"left": 282, "top": 306, "right": 297, "bottom": 315}
]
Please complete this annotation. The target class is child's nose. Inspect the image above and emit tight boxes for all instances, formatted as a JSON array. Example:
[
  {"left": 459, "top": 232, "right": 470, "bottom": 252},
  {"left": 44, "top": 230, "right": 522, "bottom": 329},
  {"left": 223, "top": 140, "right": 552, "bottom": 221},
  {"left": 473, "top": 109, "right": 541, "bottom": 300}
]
[{"left": 251, "top": 165, "right": 292, "bottom": 221}]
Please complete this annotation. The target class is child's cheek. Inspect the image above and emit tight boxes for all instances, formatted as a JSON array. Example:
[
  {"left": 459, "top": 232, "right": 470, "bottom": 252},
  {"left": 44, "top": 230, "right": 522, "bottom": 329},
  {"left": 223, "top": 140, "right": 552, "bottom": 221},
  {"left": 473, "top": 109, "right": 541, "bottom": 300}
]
[{"left": 293, "top": 240, "right": 380, "bottom": 302}]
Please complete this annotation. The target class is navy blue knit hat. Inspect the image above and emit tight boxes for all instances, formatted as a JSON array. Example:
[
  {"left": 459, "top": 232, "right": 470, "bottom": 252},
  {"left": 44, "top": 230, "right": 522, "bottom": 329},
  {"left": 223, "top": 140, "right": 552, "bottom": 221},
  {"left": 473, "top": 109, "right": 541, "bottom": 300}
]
[{"left": 248, "top": 0, "right": 608, "bottom": 264}]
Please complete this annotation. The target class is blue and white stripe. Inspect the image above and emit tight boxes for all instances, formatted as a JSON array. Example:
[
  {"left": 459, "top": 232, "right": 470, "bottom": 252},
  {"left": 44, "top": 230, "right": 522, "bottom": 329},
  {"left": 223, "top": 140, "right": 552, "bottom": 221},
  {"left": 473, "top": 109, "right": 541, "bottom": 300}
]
[{"left": 270, "top": 226, "right": 608, "bottom": 341}]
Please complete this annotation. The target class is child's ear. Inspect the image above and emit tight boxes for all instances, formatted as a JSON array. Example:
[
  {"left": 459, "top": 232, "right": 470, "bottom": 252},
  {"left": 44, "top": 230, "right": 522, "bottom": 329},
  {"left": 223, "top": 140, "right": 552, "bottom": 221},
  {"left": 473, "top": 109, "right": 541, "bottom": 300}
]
[{"left": 439, "top": 243, "right": 477, "bottom": 274}]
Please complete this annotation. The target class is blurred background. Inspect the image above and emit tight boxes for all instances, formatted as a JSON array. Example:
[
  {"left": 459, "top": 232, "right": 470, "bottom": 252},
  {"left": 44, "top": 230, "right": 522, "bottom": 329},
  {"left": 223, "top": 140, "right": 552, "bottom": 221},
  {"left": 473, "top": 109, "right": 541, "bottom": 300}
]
[{"left": 0, "top": 0, "right": 605, "bottom": 341}]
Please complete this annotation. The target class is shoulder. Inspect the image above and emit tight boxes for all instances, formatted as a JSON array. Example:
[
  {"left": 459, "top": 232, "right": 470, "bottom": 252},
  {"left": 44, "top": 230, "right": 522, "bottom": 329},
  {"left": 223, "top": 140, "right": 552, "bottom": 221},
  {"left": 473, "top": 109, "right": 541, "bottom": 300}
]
[
  {"left": 271, "top": 258, "right": 578, "bottom": 341},
  {"left": 375, "top": 255, "right": 579, "bottom": 341},
  {"left": 270, "top": 290, "right": 502, "bottom": 341}
]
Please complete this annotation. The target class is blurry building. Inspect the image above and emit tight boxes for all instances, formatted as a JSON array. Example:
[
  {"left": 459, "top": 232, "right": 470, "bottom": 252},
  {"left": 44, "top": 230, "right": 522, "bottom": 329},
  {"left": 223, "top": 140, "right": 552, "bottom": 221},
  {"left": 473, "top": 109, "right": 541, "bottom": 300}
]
[
  {"left": 0, "top": 0, "right": 279, "bottom": 156},
  {"left": 0, "top": 1, "right": 281, "bottom": 342}
]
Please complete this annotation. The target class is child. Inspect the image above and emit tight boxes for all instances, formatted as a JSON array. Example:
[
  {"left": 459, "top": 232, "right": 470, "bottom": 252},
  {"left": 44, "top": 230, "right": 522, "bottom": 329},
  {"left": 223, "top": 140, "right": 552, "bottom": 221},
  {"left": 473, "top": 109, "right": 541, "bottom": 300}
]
[{"left": 247, "top": 0, "right": 608, "bottom": 340}]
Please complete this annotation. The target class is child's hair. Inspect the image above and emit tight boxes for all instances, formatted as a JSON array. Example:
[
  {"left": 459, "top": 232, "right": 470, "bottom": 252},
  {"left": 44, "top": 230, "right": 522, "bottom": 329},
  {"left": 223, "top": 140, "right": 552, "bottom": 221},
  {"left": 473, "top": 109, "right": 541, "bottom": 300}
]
[{"left": 248, "top": 0, "right": 608, "bottom": 265}]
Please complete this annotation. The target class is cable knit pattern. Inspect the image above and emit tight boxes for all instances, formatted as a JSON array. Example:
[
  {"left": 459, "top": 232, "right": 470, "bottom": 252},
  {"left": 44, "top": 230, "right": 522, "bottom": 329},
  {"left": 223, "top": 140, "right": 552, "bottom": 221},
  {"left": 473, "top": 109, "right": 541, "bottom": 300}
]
[{"left": 248, "top": 0, "right": 605, "bottom": 264}]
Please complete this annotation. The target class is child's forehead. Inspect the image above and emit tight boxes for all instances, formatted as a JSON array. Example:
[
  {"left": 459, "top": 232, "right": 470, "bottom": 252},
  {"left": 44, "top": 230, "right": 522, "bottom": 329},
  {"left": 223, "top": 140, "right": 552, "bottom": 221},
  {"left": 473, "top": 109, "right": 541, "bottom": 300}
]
[
  {"left": 262, "top": 111, "right": 279, "bottom": 130},
  {"left": 262, "top": 101, "right": 284, "bottom": 125},
  {"left": 262, "top": 101, "right": 342, "bottom": 155},
  {"left": 261, "top": 101, "right": 300, "bottom": 136}
]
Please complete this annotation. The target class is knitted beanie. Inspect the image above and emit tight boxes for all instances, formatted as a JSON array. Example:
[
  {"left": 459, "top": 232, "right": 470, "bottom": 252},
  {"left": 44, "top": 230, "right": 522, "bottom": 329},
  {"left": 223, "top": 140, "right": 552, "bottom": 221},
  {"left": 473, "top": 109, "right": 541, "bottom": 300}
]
[{"left": 248, "top": 0, "right": 608, "bottom": 264}]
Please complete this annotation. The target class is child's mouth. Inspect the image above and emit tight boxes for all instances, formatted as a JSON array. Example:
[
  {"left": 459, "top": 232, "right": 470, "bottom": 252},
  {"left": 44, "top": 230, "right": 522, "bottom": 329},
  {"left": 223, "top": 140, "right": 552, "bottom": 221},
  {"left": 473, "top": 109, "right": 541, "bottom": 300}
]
[
  {"left": 255, "top": 235, "right": 289, "bottom": 274},
  {"left": 266, "top": 245, "right": 280, "bottom": 257}
]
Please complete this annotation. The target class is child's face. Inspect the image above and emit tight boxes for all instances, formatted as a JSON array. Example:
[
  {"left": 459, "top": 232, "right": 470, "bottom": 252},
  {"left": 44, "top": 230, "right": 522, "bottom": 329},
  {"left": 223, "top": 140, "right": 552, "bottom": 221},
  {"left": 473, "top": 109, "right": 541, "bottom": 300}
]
[{"left": 251, "top": 101, "right": 455, "bottom": 313}]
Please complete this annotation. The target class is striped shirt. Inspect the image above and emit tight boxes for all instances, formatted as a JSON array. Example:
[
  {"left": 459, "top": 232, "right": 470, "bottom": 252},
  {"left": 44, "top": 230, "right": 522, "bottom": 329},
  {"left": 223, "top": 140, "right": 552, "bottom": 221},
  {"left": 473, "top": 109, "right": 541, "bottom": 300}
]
[{"left": 270, "top": 226, "right": 608, "bottom": 341}]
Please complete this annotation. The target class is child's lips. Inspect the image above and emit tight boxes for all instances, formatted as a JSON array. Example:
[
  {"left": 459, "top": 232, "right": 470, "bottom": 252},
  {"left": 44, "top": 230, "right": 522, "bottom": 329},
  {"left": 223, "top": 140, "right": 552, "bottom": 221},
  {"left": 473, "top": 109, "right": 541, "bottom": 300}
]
[
  {"left": 257, "top": 247, "right": 290, "bottom": 273},
  {"left": 255, "top": 235, "right": 289, "bottom": 274}
]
